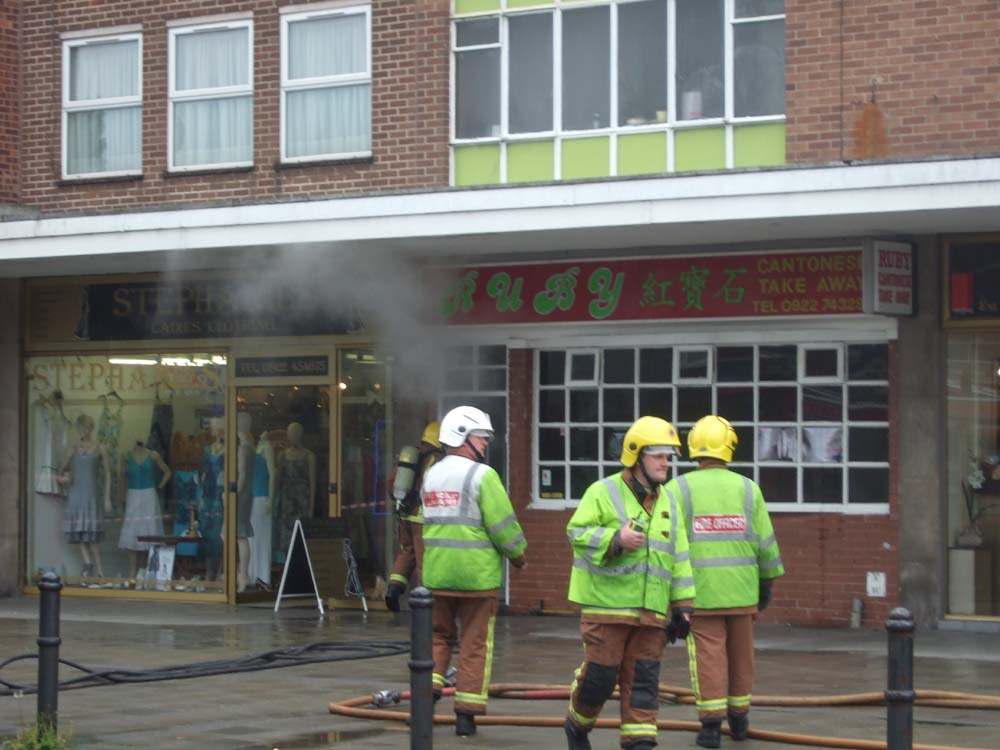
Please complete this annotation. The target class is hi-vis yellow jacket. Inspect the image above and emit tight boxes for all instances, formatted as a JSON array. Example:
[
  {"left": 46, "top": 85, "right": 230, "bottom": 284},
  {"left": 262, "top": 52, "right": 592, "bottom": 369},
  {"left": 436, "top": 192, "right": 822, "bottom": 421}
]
[{"left": 421, "top": 455, "right": 527, "bottom": 591}]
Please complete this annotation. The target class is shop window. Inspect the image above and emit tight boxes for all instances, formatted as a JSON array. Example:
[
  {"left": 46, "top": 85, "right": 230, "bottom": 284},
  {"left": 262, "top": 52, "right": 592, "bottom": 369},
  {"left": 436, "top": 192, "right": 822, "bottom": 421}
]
[
  {"left": 453, "top": 18, "right": 500, "bottom": 139},
  {"left": 716, "top": 346, "right": 754, "bottom": 382},
  {"left": 802, "top": 345, "right": 842, "bottom": 380},
  {"left": 639, "top": 347, "right": 672, "bottom": 383}
]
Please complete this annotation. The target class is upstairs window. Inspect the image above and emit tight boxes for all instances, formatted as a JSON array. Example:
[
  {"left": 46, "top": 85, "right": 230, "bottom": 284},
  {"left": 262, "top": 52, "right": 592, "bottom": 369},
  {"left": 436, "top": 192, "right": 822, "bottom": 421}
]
[{"left": 62, "top": 34, "right": 142, "bottom": 178}]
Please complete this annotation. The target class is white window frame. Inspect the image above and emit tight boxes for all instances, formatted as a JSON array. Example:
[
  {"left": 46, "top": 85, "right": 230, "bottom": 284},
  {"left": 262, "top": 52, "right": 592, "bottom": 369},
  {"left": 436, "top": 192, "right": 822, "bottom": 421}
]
[
  {"left": 280, "top": 5, "right": 373, "bottom": 163},
  {"left": 799, "top": 343, "right": 843, "bottom": 382},
  {"left": 675, "top": 345, "right": 712, "bottom": 384},
  {"left": 61, "top": 32, "right": 143, "bottom": 180},
  {"left": 168, "top": 19, "right": 254, "bottom": 172}
]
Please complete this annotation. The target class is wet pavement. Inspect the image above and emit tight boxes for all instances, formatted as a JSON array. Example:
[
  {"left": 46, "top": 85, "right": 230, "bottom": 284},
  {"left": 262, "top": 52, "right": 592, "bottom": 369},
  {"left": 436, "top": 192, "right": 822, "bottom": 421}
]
[{"left": 0, "top": 596, "right": 997, "bottom": 750}]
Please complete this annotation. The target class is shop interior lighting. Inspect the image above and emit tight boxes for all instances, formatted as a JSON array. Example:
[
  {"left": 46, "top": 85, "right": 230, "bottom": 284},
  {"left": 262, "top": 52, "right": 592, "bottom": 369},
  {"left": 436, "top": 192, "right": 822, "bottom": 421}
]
[
  {"left": 212, "top": 355, "right": 227, "bottom": 365},
  {"left": 108, "top": 357, "right": 159, "bottom": 366},
  {"left": 338, "top": 382, "right": 347, "bottom": 390}
]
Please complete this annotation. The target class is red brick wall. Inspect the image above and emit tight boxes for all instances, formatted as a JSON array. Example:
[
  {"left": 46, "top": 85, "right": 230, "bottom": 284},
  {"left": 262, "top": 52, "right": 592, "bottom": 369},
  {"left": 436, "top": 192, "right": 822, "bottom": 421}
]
[
  {"left": 786, "top": 0, "right": 1000, "bottom": 163},
  {"left": 0, "top": 0, "right": 18, "bottom": 203},
  {"left": 506, "top": 344, "right": 901, "bottom": 628},
  {"left": 18, "top": 0, "right": 450, "bottom": 214}
]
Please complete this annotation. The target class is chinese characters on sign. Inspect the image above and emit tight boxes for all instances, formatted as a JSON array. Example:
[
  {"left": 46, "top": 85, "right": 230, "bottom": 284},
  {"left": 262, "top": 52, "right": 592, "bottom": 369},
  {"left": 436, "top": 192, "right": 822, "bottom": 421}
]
[{"left": 441, "top": 250, "right": 864, "bottom": 325}]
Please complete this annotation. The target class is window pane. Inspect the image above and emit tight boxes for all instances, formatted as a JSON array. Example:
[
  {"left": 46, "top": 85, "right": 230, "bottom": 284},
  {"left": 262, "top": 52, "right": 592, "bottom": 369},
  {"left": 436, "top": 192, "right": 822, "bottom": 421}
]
[
  {"left": 717, "top": 387, "right": 753, "bottom": 422},
  {"left": 617, "top": 0, "right": 667, "bottom": 126},
  {"left": 805, "top": 348, "right": 838, "bottom": 378},
  {"left": 571, "top": 465, "right": 600, "bottom": 499},
  {"left": 603, "top": 349, "right": 635, "bottom": 383},
  {"left": 849, "top": 427, "right": 888, "bottom": 462},
  {"left": 447, "top": 346, "right": 474, "bottom": 366},
  {"left": 444, "top": 368, "right": 473, "bottom": 391},
  {"left": 802, "top": 426, "right": 842, "bottom": 462},
  {"left": 717, "top": 346, "right": 753, "bottom": 382},
  {"left": 848, "top": 385, "right": 888, "bottom": 421},
  {"left": 848, "top": 343, "right": 888, "bottom": 380},
  {"left": 479, "top": 368, "right": 506, "bottom": 392},
  {"left": 802, "top": 385, "right": 842, "bottom": 421},
  {"left": 570, "top": 427, "right": 599, "bottom": 460},
  {"left": 675, "top": 0, "right": 723, "bottom": 119},
  {"left": 639, "top": 387, "right": 672, "bottom": 420},
  {"left": 759, "top": 386, "right": 796, "bottom": 420},
  {"left": 733, "top": 19, "right": 784, "bottom": 116},
  {"left": 603, "top": 427, "right": 627, "bottom": 461},
  {"left": 456, "top": 17, "right": 498, "bottom": 46},
  {"left": 730, "top": 465, "right": 754, "bottom": 480},
  {"left": 286, "top": 84, "right": 371, "bottom": 157},
  {"left": 289, "top": 14, "right": 366, "bottom": 79},
  {"left": 570, "top": 352, "right": 596, "bottom": 381},
  {"left": 456, "top": 48, "right": 500, "bottom": 138},
  {"left": 603, "top": 388, "right": 634, "bottom": 423},
  {"left": 849, "top": 468, "right": 888, "bottom": 503},
  {"left": 538, "top": 427, "right": 564, "bottom": 461},
  {"left": 562, "top": 6, "right": 610, "bottom": 130},
  {"left": 603, "top": 464, "right": 620, "bottom": 477},
  {"left": 479, "top": 345, "right": 506, "bottom": 366},
  {"left": 540, "top": 351, "right": 565, "bottom": 385},
  {"left": 733, "top": 424, "right": 754, "bottom": 462},
  {"left": 570, "top": 389, "right": 598, "bottom": 422},
  {"left": 539, "top": 390, "right": 565, "bottom": 422},
  {"left": 176, "top": 28, "right": 249, "bottom": 90},
  {"left": 70, "top": 40, "right": 139, "bottom": 100},
  {"left": 509, "top": 13, "right": 553, "bottom": 133},
  {"left": 735, "top": 0, "right": 784, "bottom": 17},
  {"left": 803, "top": 467, "right": 842, "bottom": 503},
  {"left": 758, "top": 426, "right": 796, "bottom": 461},
  {"left": 539, "top": 464, "right": 566, "bottom": 498},
  {"left": 759, "top": 467, "right": 795, "bottom": 501},
  {"left": 66, "top": 107, "right": 141, "bottom": 174},
  {"left": 173, "top": 96, "right": 252, "bottom": 166},
  {"left": 679, "top": 349, "right": 708, "bottom": 379},
  {"left": 759, "top": 345, "right": 796, "bottom": 380},
  {"left": 640, "top": 347, "right": 672, "bottom": 382},
  {"left": 677, "top": 386, "right": 712, "bottom": 422}
]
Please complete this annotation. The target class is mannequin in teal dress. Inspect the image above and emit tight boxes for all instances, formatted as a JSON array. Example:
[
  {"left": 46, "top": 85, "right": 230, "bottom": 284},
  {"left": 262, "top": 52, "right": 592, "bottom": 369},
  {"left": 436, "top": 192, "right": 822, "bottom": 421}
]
[{"left": 200, "top": 421, "right": 225, "bottom": 581}]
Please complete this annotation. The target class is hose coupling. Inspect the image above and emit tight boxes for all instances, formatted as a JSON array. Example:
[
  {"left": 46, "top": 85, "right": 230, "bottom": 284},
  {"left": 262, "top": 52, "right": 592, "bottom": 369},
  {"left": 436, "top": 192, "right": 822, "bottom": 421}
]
[
  {"left": 444, "top": 666, "right": 458, "bottom": 687},
  {"left": 371, "top": 689, "right": 402, "bottom": 707}
]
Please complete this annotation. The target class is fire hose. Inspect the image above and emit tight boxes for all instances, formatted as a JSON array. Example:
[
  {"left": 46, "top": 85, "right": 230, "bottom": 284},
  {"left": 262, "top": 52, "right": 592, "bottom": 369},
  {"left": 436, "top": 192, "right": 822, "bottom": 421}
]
[{"left": 328, "top": 683, "right": 998, "bottom": 750}]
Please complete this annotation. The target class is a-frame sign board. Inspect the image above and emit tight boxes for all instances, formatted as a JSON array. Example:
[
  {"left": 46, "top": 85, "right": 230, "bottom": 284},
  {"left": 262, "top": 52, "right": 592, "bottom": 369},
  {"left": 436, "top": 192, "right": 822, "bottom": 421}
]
[{"left": 273, "top": 519, "right": 324, "bottom": 615}]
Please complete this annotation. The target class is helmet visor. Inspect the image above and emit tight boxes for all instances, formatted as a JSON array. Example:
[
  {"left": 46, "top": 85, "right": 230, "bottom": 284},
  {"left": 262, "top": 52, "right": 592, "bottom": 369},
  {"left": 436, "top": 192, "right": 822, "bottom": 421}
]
[
  {"left": 642, "top": 445, "right": 677, "bottom": 457},
  {"left": 469, "top": 429, "right": 494, "bottom": 442}
]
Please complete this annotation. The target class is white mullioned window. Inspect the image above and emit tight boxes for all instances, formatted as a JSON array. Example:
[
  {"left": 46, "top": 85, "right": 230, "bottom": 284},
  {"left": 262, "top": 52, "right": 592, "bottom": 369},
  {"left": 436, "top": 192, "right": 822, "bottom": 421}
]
[
  {"left": 61, "top": 33, "right": 143, "bottom": 179},
  {"left": 534, "top": 342, "right": 889, "bottom": 512},
  {"left": 168, "top": 19, "right": 253, "bottom": 171},
  {"left": 281, "top": 5, "right": 372, "bottom": 162}
]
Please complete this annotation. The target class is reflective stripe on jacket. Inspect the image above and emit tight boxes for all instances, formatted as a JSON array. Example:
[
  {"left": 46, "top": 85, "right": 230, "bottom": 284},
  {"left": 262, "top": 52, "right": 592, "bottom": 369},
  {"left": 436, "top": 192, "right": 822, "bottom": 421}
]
[
  {"left": 421, "top": 454, "right": 527, "bottom": 591},
  {"left": 566, "top": 472, "right": 695, "bottom": 618},
  {"left": 666, "top": 468, "right": 784, "bottom": 610}
]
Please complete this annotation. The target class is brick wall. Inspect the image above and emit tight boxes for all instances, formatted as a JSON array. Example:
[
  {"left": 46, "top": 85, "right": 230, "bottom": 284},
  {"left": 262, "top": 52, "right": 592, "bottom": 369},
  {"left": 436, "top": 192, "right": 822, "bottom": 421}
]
[
  {"left": 786, "top": 0, "right": 1000, "bottom": 163},
  {"left": 18, "top": 0, "right": 450, "bottom": 214},
  {"left": 505, "top": 344, "right": 901, "bottom": 628},
  {"left": 0, "top": 0, "right": 17, "bottom": 203}
]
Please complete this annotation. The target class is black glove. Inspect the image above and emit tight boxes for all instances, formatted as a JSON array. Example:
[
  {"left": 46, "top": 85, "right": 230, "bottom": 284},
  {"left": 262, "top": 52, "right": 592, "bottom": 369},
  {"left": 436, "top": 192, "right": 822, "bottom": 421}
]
[
  {"left": 666, "top": 607, "right": 693, "bottom": 644},
  {"left": 385, "top": 582, "right": 406, "bottom": 612},
  {"left": 758, "top": 582, "right": 772, "bottom": 612}
]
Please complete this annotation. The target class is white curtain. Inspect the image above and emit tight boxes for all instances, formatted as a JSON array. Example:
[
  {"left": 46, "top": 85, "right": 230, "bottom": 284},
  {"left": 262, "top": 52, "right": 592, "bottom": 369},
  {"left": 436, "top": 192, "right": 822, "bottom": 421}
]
[
  {"left": 289, "top": 15, "right": 366, "bottom": 78},
  {"left": 175, "top": 28, "right": 249, "bottom": 90}
]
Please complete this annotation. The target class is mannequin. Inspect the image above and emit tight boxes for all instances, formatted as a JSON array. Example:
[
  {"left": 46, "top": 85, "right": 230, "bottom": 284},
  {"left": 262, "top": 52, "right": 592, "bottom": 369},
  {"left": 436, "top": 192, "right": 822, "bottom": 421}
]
[
  {"left": 200, "top": 418, "right": 225, "bottom": 581},
  {"left": 118, "top": 438, "right": 171, "bottom": 579},
  {"left": 58, "top": 414, "right": 111, "bottom": 578},
  {"left": 235, "top": 412, "right": 256, "bottom": 593},
  {"left": 275, "top": 422, "right": 316, "bottom": 563},
  {"left": 250, "top": 430, "right": 275, "bottom": 587}
]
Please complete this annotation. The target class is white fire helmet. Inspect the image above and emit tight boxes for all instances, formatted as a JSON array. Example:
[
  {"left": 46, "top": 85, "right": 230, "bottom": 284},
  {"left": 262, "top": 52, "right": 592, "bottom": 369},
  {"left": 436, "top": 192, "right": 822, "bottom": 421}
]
[{"left": 438, "top": 406, "right": 494, "bottom": 448}]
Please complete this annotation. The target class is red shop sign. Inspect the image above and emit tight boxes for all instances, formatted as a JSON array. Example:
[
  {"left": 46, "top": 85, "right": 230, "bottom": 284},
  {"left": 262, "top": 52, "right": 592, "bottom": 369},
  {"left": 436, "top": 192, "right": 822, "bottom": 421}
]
[{"left": 440, "top": 249, "right": 863, "bottom": 325}]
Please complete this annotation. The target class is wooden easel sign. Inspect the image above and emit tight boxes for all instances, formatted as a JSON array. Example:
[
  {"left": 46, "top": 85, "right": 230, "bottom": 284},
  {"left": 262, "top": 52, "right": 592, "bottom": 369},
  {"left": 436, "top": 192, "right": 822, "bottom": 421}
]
[{"left": 273, "top": 519, "right": 324, "bottom": 615}]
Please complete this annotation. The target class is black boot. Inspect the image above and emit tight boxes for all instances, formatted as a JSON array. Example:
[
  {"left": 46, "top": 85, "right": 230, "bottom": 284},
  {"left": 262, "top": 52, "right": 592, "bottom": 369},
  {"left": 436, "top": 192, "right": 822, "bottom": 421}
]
[
  {"left": 563, "top": 717, "right": 591, "bottom": 750},
  {"left": 727, "top": 711, "right": 749, "bottom": 741},
  {"left": 455, "top": 712, "right": 477, "bottom": 736},
  {"left": 696, "top": 720, "right": 722, "bottom": 749}
]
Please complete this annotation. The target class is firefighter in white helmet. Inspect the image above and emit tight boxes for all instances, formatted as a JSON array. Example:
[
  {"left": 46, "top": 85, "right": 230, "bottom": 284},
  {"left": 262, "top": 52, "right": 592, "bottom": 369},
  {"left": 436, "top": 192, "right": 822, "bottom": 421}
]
[
  {"left": 663, "top": 415, "right": 784, "bottom": 748},
  {"left": 420, "top": 405, "right": 528, "bottom": 737},
  {"left": 564, "top": 416, "right": 696, "bottom": 750}
]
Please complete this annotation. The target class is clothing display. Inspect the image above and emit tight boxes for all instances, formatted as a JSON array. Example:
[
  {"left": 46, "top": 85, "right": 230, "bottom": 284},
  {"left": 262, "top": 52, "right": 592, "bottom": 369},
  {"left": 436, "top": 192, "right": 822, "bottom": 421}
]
[
  {"left": 32, "top": 398, "right": 69, "bottom": 496},
  {"left": 96, "top": 398, "right": 123, "bottom": 507},
  {"left": 249, "top": 451, "right": 271, "bottom": 585},
  {"left": 118, "top": 451, "right": 165, "bottom": 551},
  {"left": 172, "top": 469, "right": 201, "bottom": 557},
  {"left": 63, "top": 449, "right": 104, "bottom": 543},
  {"left": 147, "top": 402, "right": 174, "bottom": 511},
  {"left": 236, "top": 441, "right": 255, "bottom": 539},
  {"left": 275, "top": 452, "right": 311, "bottom": 563},
  {"left": 200, "top": 445, "right": 225, "bottom": 567}
]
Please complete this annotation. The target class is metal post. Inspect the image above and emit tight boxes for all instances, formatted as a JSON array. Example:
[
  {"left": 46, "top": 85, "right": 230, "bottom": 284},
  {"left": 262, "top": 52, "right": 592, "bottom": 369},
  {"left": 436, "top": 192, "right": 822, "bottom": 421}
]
[
  {"left": 885, "top": 606, "right": 914, "bottom": 750},
  {"left": 37, "top": 572, "right": 63, "bottom": 730},
  {"left": 409, "top": 586, "right": 434, "bottom": 750}
]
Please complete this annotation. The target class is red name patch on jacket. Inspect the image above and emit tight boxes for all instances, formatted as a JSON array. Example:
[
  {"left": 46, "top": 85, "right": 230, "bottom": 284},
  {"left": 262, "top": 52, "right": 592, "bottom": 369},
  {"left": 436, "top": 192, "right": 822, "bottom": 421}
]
[
  {"left": 424, "top": 491, "right": 461, "bottom": 508},
  {"left": 693, "top": 515, "right": 747, "bottom": 533}
]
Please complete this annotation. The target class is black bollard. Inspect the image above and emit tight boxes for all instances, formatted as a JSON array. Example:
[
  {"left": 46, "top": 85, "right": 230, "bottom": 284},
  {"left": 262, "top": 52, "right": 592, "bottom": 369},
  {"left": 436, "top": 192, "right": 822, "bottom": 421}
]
[
  {"left": 409, "top": 586, "right": 434, "bottom": 750},
  {"left": 885, "top": 606, "right": 915, "bottom": 750},
  {"left": 37, "top": 572, "right": 63, "bottom": 730}
]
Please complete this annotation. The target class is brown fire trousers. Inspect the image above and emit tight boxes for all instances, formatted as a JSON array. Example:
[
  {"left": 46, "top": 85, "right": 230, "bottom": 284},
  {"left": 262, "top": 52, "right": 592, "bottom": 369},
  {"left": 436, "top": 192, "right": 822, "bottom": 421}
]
[
  {"left": 686, "top": 612, "right": 755, "bottom": 720},
  {"left": 389, "top": 518, "right": 424, "bottom": 586},
  {"left": 431, "top": 592, "right": 499, "bottom": 715}
]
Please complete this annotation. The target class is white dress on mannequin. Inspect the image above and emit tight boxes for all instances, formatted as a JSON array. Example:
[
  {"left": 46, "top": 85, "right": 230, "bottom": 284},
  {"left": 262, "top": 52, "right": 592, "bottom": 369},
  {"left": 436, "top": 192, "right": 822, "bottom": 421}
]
[{"left": 249, "top": 434, "right": 275, "bottom": 586}]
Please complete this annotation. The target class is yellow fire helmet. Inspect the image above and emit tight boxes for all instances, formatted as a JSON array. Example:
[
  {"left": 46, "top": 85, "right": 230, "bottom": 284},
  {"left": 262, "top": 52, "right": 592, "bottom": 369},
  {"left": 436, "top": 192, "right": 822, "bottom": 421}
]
[
  {"left": 688, "top": 415, "right": 738, "bottom": 463},
  {"left": 620, "top": 416, "right": 681, "bottom": 467},
  {"left": 421, "top": 420, "right": 442, "bottom": 449}
]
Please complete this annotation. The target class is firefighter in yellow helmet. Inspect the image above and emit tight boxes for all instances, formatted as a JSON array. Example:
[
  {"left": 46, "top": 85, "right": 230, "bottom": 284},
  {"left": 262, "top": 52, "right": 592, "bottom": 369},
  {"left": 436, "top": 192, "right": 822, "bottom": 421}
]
[
  {"left": 663, "top": 415, "right": 784, "bottom": 748},
  {"left": 564, "top": 416, "right": 696, "bottom": 750},
  {"left": 385, "top": 420, "right": 444, "bottom": 612}
]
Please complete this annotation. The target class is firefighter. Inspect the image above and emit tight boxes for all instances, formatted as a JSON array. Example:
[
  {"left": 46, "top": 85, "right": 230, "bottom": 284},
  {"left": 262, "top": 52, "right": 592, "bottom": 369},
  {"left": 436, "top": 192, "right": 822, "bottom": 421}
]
[
  {"left": 421, "top": 405, "right": 528, "bottom": 736},
  {"left": 564, "top": 416, "right": 695, "bottom": 750},
  {"left": 664, "top": 415, "right": 784, "bottom": 748},
  {"left": 385, "top": 421, "right": 443, "bottom": 612}
]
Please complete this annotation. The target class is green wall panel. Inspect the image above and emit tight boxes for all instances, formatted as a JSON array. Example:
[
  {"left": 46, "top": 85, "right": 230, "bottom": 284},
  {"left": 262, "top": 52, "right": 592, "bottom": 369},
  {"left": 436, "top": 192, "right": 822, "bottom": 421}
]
[
  {"left": 454, "top": 0, "right": 500, "bottom": 13},
  {"left": 454, "top": 144, "right": 501, "bottom": 186},
  {"left": 561, "top": 137, "right": 610, "bottom": 180},
  {"left": 734, "top": 123, "right": 786, "bottom": 168},
  {"left": 674, "top": 128, "right": 725, "bottom": 172},
  {"left": 507, "top": 141, "right": 555, "bottom": 183},
  {"left": 617, "top": 132, "right": 667, "bottom": 176}
]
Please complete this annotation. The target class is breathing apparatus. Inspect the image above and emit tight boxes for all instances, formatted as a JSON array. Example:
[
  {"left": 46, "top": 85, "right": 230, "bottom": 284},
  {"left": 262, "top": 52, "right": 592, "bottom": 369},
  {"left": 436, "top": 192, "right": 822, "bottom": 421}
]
[{"left": 392, "top": 444, "right": 421, "bottom": 516}]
